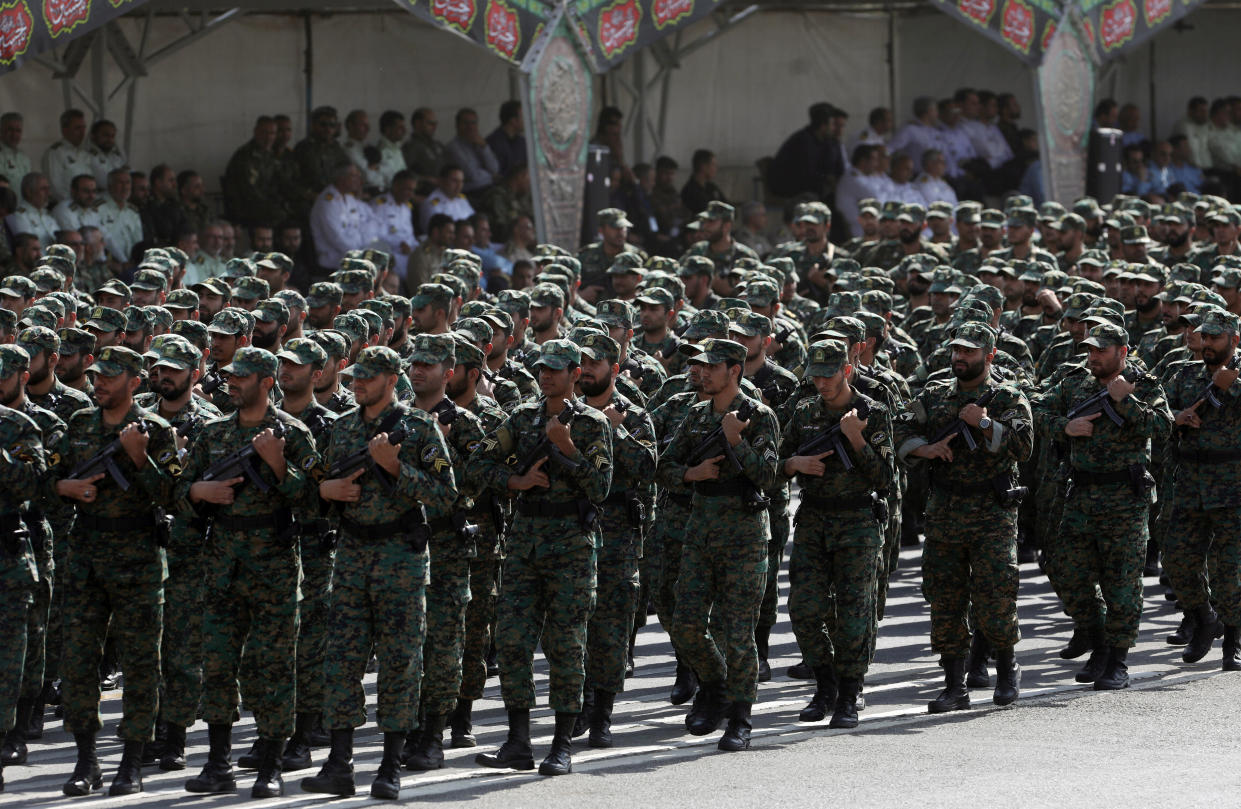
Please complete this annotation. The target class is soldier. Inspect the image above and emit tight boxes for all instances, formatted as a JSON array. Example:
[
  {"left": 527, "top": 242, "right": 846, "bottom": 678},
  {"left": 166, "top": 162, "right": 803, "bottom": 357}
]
[
  {"left": 470, "top": 340, "right": 613, "bottom": 776},
  {"left": 179, "top": 347, "right": 318, "bottom": 799},
  {"left": 577, "top": 209, "right": 646, "bottom": 302},
  {"left": 301, "top": 346, "right": 456, "bottom": 799},
  {"left": 1034, "top": 322, "right": 1171, "bottom": 688},
  {"left": 204, "top": 309, "right": 253, "bottom": 413},
  {"left": 658, "top": 338, "right": 780, "bottom": 751},
  {"left": 53, "top": 346, "right": 179, "bottom": 796},
  {"left": 680, "top": 201, "right": 760, "bottom": 276},
  {"left": 223, "top": 116, "right": 294, "bottom": 228},
  {"left": 894, "top": 322, "right": 1032, "bottom": 712}
]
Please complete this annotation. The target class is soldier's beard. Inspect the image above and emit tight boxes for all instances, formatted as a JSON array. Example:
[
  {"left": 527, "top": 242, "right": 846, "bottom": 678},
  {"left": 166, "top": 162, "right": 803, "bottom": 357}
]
[
  {"left": 907, "top": 278, "right": 930, "bottom": 296},
  {"left": 27, "top": 366, "right": 49, "bottom": 386},
  {"left": 159, "top": 377, "right": 192, "bottom": 401},
  {"left": 579, "top": 373, "right": 613, "bottom": 397},
  {"left": 252, "top": 329, "right": 280, "bottom": 349},
  {"left": 952, "top": 359, "right": 986, "bottom": 381},
  {"left": 1166, "top": 230, "right": 1189, "bottom": 248}
]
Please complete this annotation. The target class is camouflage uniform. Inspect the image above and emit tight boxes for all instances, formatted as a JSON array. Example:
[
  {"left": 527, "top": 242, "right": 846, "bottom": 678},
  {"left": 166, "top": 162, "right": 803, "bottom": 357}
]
[{"left": 680, "top": 238, "right": 759, "bottom": 277}]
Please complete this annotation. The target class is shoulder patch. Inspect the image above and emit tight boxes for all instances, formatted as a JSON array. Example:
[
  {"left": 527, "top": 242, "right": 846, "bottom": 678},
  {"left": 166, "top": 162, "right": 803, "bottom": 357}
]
[
  {"left": 870, "top": 431, "right": 887, "bottom": 445},
  {"left": 301, "top": 455, "right": 317, "bottom": 471}
]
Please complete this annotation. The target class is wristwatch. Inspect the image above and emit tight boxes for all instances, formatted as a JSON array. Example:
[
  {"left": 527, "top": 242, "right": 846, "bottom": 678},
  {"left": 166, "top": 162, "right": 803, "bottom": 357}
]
[{"left": 978, "top": 416, "right": 993, "bottom": 431}]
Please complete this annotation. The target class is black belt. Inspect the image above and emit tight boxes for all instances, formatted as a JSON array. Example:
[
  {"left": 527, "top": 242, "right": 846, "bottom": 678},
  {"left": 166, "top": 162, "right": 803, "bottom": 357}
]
[
  {"left": 692, "top": 480, "right": 750, "bottom": 498},
  {"left": 76, "top": 513, "right": 155, "bottom": 534},
  {"left": 301, "top": 518, "right": 332, "bottom": 535},
  {"left": 428, "top": 514, "right": 456, "bottom": 535},
  {"left": 213, "top": 513, "right": 281, "bottom": 532},
  {"left": 1172, "top": 446, "right": 1241, "bottom": 464},
  {"left": 1068, "top": 468, "right": 1131, "bottom": 486},
  {"left": 930, "top": 478, "right": 990, "bottom": 498},
  {"left": 340, "top": 515, "right": 428, "bottom": 541},
  {"left": 663, "top": 491, "right": 693, "bottom": 508},
  {"left": 798, "top": 493, "right": 874, "bottom": 512},
  {"left": 515, "top": 499, "right": 582, "bottom": 519}
]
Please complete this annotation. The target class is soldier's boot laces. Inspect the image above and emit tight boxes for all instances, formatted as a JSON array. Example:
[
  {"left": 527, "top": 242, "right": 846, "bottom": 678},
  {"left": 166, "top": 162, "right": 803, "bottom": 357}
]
[
  {"left": 588, "top": 689, "right": 615, "bottom": 749},
  {"left": 966, "top": 632, "right": 991, "bottom": 688},
  {"left": 685, "top": 682, "right": 727, "bottom": 736},
  {"left": 108, "top": 740, "right": 144, "bottom": 796},
  {"left": 798, "top": 665, "right": 837, "bottom": 723},
  {"left": 62, "top": 733, "right": 103, "bottom": 796},
  {"left": 669, "top": 658, "right": 698, "bottom": 705},
  {"left": 1074, "top": 628, "right": 1108, "bottom": 683},
  {"left": 1094, "top": 647, "right": 1130, "bottom": 690},
  {"left": 1059, "top": 625, "right": 1094, "bottom": 660},
  {"left": 474, "top": 709, "right": 534, "bottom": 770},
  {"left": 404, "top": 713, "right": 446, "bottom": 771},
  {"left": 300, "top": 729, "right": 356, "bottom": 796},
  {"left": 370, "top": 732, "right": 404, "bottom": 800},
  {"left": 250, "top": 737, "right": 284, "bottom": 799},
  {"left": 281, "top": 712, "right": 316, "bottom": 771},
  {"left": 1222, "top": 627, "right": 1241, "bottom": 672},
  {"left": 160, "top": 723, "right": 187, "bottom": 772},
  {"left": 1183, "top": 605, "right": 1224, "bottom": 664},
  {"left": 1, "top": 700, "right": 32, "bottom": 765},
  {"left": 538, "top": 712, "right": 576, "bottom": 776},
  {"left": 829, "top": 678, "right": 861, "bottom": 729},
  {"left": 1167, "top": 611, "right": 1194, "bottom": 646},
  {"left": 992, "top": 648, "right": 1020, "bottom": 706},
  {"left": 717, "top": 702, "right": 752, "bottom": 752},
  {"left": 185, "top": 724, "right": 236, "bottom": 793},
  {"left": 927, "top": 658, "right": 971, "bottom": 714},
  {"left": 448, "top": 699, "right": 476, "bottom": 748}
]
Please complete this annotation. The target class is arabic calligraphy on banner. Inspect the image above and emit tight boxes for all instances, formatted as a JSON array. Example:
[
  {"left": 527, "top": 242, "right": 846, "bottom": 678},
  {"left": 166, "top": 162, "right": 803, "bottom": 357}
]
[
  {"left": 1079, "top": 0, "right": 1203, "bottom": 57},
  {"left": 0, "top": 0, "right": 140, "bottom": 74},
  {"left": 932, "top": 0, "right": 1061, "bottom": 64},
  {"left": 389, "top": 0, "right": 547, "bottom": 65},
  {"left": 570, "top": 0, "right": 718, "bottom": 70}
]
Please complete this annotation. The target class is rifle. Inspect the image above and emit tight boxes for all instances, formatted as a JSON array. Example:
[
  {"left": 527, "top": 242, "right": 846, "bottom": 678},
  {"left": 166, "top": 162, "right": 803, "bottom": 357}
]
[
  {"left": 794, "top": 399, "right": 873, "bottom": 471},
  {"left": 326, "top": 426, "right": 407, "bottom": 494},
  {"left": 176, "top": 411, "right": 207, "bottom": 444},
  {"left": 928, "top": 389, "right": 998, "bottom": 451},
  {"left": 201, "top": 420, "right": 287, "bottom": 493},
  {"left": 429, "top": 398, "right": 458, "bottom": 427},
  {"left": 66, "top": 421, "right": 148, "bottom": 491},
  {"left": 514, "top": 402, "right": 581, "bottom": 476},
  {"left": 1192, "top": 353, "right": 1241, "bottom": 410},
  {"left": 1065, "top": 367, "right": 1147, "bottom": 427},
  {"left": 685, "top": 399, "right": 769, "bottom": 510},
  {"left": 200, "top": 368, "right": 224, "bottom": 396}
]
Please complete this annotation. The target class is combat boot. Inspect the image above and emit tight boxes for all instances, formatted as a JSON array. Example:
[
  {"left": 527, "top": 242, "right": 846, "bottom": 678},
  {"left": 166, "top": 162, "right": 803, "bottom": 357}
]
[
  {"left": 448, "top": 699, "right": 476, "bottom": 748},
  {"left": 966, "top": 633, "right": 991, "bottom": 688},
  {"left": 829, "top": 678, "right": 861, "bottom": 729},
  {"left": 250, "top": 737, "right": 285, "bottom": 798},
  {"left": 23, "top": 686, "right": 45, "bottom": 740},
  {"left": 1223, "top": 626, "right": 1241, "bottom": 672},
  {"left": 1, "top": 699, "right": 31, "bottom": 764},
  {"left": 185, "top": 723, "right": 236, "bottom": 793},
  {"left": 572, "top": 687, "right": 595, "bottom": 738},
  {"left": 1167, "top": 611, "right": 1194, "bottom": 645},
  {"left": 370, "top": 732, "right": 404, "bottom": 800},
  {"left": 756, "top": 626, "right": 772, "bottom": 683},
  {"left": 404, "top": 713, "right": 446, "bottom": 771},
  {"left": 626, "top": 632, "right": 636, "bottom": 679},
  {"left": 685, "top": 682, "right": 727, "bottom": 736},
  {"left": 1093, "top": 647, "right": 1129, "bottom": 690},
  {"left": 717, "top": 702, "right": 752, "bottom": 752},
  {"left": 236, "top": 737, "right": 262, "bottom": 769},
  {"left": 798, "top": 664, "right": 837, "bottom": 722},
  {"left": 538, "top": 712, "right": 576, "bottom": 776},
  {"left": 62, "top": 733, "right": 103, "bottom": 796},
  {"left": 141, "top": 720, "right": 166, "bottom": 766},
  {"left": 1184, "top": 604, "right": 1223, "bottom": 663},
  {"left": 475, "top": 709, "right": 534, "bottom": 770},
  {"left": 927, "top": 658, "right": 970, "bottom": 713},
  {"left": 992, "top": 648, "right": 1020, "bottom": 706},
  {"left": 1059, "top": 625, "right": 1093, "bottom": 659},
  {"left": 1074, "top": 628, "right": 1108, "bottom": 683},
  {"left": 108, "top": 740, "right": 144, "bottom": 795},
  {"left": 160, "top": 723, "right": 187, "bottom": 771},
  {"left": 669, "top": 658, "right": 698, "bottom": 705},
  {"left": 588, "top": 689, "right": 616, "bottom": 749},
  {"left": 786, "top": 660, "right": 815, "bottom": 680},
  {"left": 307, "top": 714, "right": 329, "bottom": 746},
  {"left": 281, "top": 712, "right": 316, "bottom": 771},
  {"left": 301, "top": 729, "right": 355, "bottom": 796}
]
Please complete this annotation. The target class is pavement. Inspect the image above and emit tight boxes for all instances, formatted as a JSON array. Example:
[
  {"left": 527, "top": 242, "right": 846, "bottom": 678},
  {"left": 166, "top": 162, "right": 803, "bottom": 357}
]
[{"left": 3, "top": 541, "right": 1236, "bottom": 808}]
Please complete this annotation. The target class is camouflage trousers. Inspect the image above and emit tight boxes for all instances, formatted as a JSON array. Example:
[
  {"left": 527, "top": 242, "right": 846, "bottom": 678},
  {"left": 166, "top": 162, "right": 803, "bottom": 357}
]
[
  {"left": 421, "top": 548, "right": 471, "bottom": 718},
  {"left": 0, "top": 578, "right": 31, "bottom": 733},
  {"left": 1053, "top": 487, "right": 1148, "bottom": 648},
  {"left": 43, "top": 537, "right": 70, "bottom": 684},
  {"left": 61, "top": 546, "right": 163, "bottom": 741},
  {"left": 1164, "top": 502, "right": 1241, "bottom": 626},
  {"left": 758, "top": 498, "right": 791, "bottom": 633},
  {"left": 923, "top": 503, "right": 1020, "bottom": 658},
  {"left": 200, "top": 529, "right": 299, "bottom": 740},
  {"left": 652, "top": 496, "right": 692, "bottom": 637},
  {"left": 323, "top": 536, "right": 428, "bottom": 733},
  {"left": 459, "top": 556, "right": 499, "bottom": 701},
  {"left": 20, "top": 517, "right": 52, "bottom": 701},
  {"left": 878, "top": 480, "right": 903, "bottom": 619},
  {"left": 788, "top": 507, "right": 882, "bottom": 679},
  {"left": 496, "top": 544, "right": 596, "bottom": 714},
  {"left": 672, "top": 500, "right": 769, "bottom": 705},
  {"left": 586, "top": 519, "right": 640, "bottom": 694},
  {"left": 294, "top": 537, "right": 335, "bottom": 716},
  {"left": 161, "top": 536, "right": 204, "bottom": 727}
]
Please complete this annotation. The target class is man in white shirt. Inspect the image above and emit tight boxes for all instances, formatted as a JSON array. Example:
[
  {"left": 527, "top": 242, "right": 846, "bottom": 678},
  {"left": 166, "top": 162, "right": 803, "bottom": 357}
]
[
  {"left": 914, "top": 149, "right": 959, "bottom": 208},
  {"left": 887, "top": 97, "right": 945, "bottom": 169},
  {"left": 310, "top": 162, "right": 374, "bottom": 269},
  {"left": 41, "top": 108, "right": 92, "bottom": 202},
  {"left": 887, "top": 153, "right": 925, "bottom": 206},
  {"left": 52, "top": 173, "right": 104, "bottom": 232},
  {"left": 1171, "top": 96, "right": 1212, "bottom": 169},
  {"left": 87, "top": 120, "right": 127, "bottom": 187},
  {"left": 960, "top": 90, "right": 1013, "bottom": 171},
  {"left": 834, "top": 144, "right": 884, "bottom": 239},
  {"left": 7, "top": 172, "right": 58, "bottom": 246},
  {"left": 95, "top": 168, "right": 143, "bottom": 266},
  {"left": 0, "top": 112, "right": 31, "bottom": 187},
  {"left": 342, "top": 109, "right": 385, "bottom": 191},
  {"left": 848, "top": 107, "right": 892, "bottom": 155},
  {"left": 418, "top": 164, "right": 474, "bottom": 233},
  {"left": 374, "top": 111, "right": 408, "bottom": 191},
  {"left": 370, "top": 169, "right": 419, "bottom": 280}
]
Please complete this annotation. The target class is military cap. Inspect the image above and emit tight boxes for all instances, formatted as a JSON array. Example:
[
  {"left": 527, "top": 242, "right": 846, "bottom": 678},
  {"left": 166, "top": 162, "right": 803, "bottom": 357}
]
[
  {"left": 28, "top": 297, "right": 62, "bottom": 319},
  {"left": 597, "top": 208, "right": 634, "bottom": 229},
  {"left": 953, "top": 299, "right": 994, "bottom": 324},
  {"left": 567, "top": 325, "right": 607, "bottom": 345},
  {"left": 160, "top": 289, "right": 197, "bottom": 312},
  {"left": 878, "top": 201, "right": 902, "bottom": 221},
  {"left": 979, "top": 208, "right": 1005, "bottom": 228},
  {"left": 1207, "top": 206, "right": 1241, "bottom": 226},
  {"left": 1212, "top": 267, "right": 1241, "bottom": 289},
  {"left": 695, "top": 200, "right": 734, "bottom": 222},
  {"left": 0, "top": 344, "right": 29, "bottom": 376},
  {"left": 857, "top": 197, "right": 881, "bottom": 216},
  {"left": 1006, "top": 207, "right": 1038, "bottom": 228},
  {"left": 1081, "top": 322, "right": 1129, "bottom": 349},
  {"left": 1014, "top": 262, "right": 1043, "bottom": 283},
  {"left": 405, "top": 333, "right": 455, "bottom": 366},
  {"left": 854, "top": 310, "right": 886, "bottom": 339},
  {"left": 824, "top": 290, "right": 861, "bottom": 317},
  {"left": 331, "top": 313, "right": 368, "bottom": 344},
  {"left": 58, "top": 326, "right": 95, "bottom": 355},
  {"left": 804, "top": 339, "right": 847, "bottom": 378},
  {"left": 221, "top": 257, "right": 256, "bottom": 280},
  {"left": 596, "top": 298, "right": 636, "bottom": 329},
  {"left": 16, "top": 325, "right": 58, "bottom": 357},
  {"left": 408, "top": 283, "right": 455, "bottom": 311},
  {"left": 534, "top": 243, "right": 571, "bottom": 260},
  {"left": 684, "top": 338, "right": 747, "bottom": 366},
  {"left": 219, "top": 346, "right": 277, "bottom": 379},
  {"left": 635, "top": 286, "right": 675, "bottom": 309},
  {"left": 478, "top": 308, "right": 514, "bottom": 335},
  {"left": 898, "top": 203, "right": 927, "bottom": 223},
  {"left": 259, "top": 252, "right": 294, "bottom": 274},
  {"left": 130, "top": 268, "right": 167, "bottom": 292},
  {"left": 765, "top": 255, "right": 796, "bottom": 279},
  {"left": 306, "top": 282, "right": 344, "bottom": 309},
  {"left": 684, "top": 309, "right": 730, "bottom": 340},
  {"left": 145, "top": 306, "right": 174, "bottom": 332},
  {"left": 948, "top": 321, "right": 997, "bottom": 352},
  {"left": 1120, "top": 225, "right": 1151, "bottom": 245},
  {"left": 253, "top": 298, "right": 290, "bottom": 326},
  {"left": 30, "top": 267, "right": 65, "bottom": 293},
  {"left": 927, "top": 201, "right": 954, "bottom": 220},
  {"left": 274, "top": 289, "right": 308, "bottom": 314},
  {"left": 0, "top": 275, "right": 36, "bottom": 298},
  {"left": 84, "top": 305, "right": 126, "bottom": 333},
  {"left": 537, "top": 272, "right": 572, "bottom": 299},
  {"left": 928, "top": 270, "right": 964, "bottom": 294},
  {"left": 1131, "top": 264, "right": 1167, "bottom": 285},
  {"left": 354, "top": 309, "right": 382, "bottom": 338},
  {"left": 1082, "top": 306, "right": 1126, "bottom": 328},
  {"left": 678, "top": 255, "right": 716, "bottom": 278},
  {"left": 740, "top": 277, "right": 781, "bottom": 306},
  {"left": 1055, "top": 212, "right": 1086, "bottom": 232},
  {"left": 1061, "top": 292, "right": 1099, "bottom": 320},
  {"left": 208, "top": 309, "right": 249, "bottom": 336},
  {"left": 495, "top": 289, "right": 531, "bottom": 318},
  {"left": 1197, "top": 308, "right": 1241, "bottom": 335},
  {"left": 44, "top": 243, "right": 77, "bottom": 265},
  {"left": 454, "top": 317, "right": 493, "bottom": 346},
  {"left": 445, "top": 259, "right": 483, "bottom": 286},
  {"left": 18, "top": 307, "right": 57, "bottom": 330},
  {"left": 533, "top": 338, "right": 582, "bottom": 370},
  {"left": 0, "top": 308, "right": 16, "bottom": 333},
  {"left": 1168, "top": 263, "right": 1201, "bottom": 285},
  {"left": 330, "top": 269, "right": 371, "bottom": 295},
  {"left": 357, "top": 298, "right": 394, "bottom": 324},
  {"left": 451, "top": 335, "right": 485, "bottom": 367},
  {"left": 1038, "top": 201, "right": 1066, "bottom": 222},
  {"left": 230, "top": 276, "right": 269, "bottom": 302},
  {"left": 861, "top": 290, "right": 893, "bottom": 315},
  {"left": 607, "top": 252, "right": 645, "bottom": 277},
  {"left": 458, "top": 301, "right": 492, "bottom": 321},
  {"left": 88, "top": 345, "right": 145, "bottom": 377},
  {"left": 168, "top": 319, "right": 208, "bottom": 350},
  {"left": 819, "top": 315, "right": 865, "bottom": 345},
  {"left": 527, "top": 283, "right": 565, "bottom": 310},
  {"left": 954, "top": 201, "right": 982, "bottom": 223},
  {"left": 147, "top": 335, "right": 201, "bottom": 371},
  {"left": 645, "top": 256, "right": 679, "bottom": 273},
  {"left": 575, "top": 332, "right": 620, "bottom": 365},
  {"left": 310, "top": 329, "right": 349, "bottom": 359},
  {"left": 190, "top": 278, "right": 230, "bottom": 300},
  {"left": 797, "top": 201, "right": 832, "bottom": 224},
  {"left": 728, "top": 310, "right": 772, "bottom": 338},
  {"left": 432, "top": 272, "right": 471, "bottom": 299},
  {"left": 1072, "top": 197, "right": 1102, "bottom": 219},
  {"left": 1075, "top": 250, "right": 1108, "bottom": 269},
  {"left": 276, "top": 337, "right": 328, "bottom": 367},
  {"left": 965, "top": 284, "right": 1005, "bottom": 313}
]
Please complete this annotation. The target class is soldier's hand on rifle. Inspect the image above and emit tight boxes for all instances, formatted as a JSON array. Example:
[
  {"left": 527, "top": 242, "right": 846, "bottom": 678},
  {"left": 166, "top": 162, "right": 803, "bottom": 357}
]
[
  {"left": 547, "top": 411, "right": 575, "bottom": 454},
  {"left": 603, "top": 404, "right": 625, "bottom": 429},
  {"left": 959, "top": 403, "right": 987, "bottom": 428},
  {"left": 190, "top": 476, "right": 245, "bottom": 505},
  {"left": 912, "top": 432, "right": 956, "bottom": 462},
  {"left": 684, "top": 454, "right": 724, "bottom": 482},
  {"left": 1107, "top": 374, "right": 1135, "bottom": 402},
  {"left": 57, "top": 472, "right": 105, "bottom": 503},
  {"left": 722, "top": 411, "right": 749, "bottom": 446},
  {"left": 1065, "top": 412, "right": 1101, "bottom": 437},
  {"left": 253, "top": 428, "right": 287, "bottom": 477},
  {"left": 1214, "top": 364, "right": 1239, "bottom": 392},
  {"left": 120, "top": 422, "right": 150, "bottom": 468},
  {"left": 786, "top": 451, "right": 832, "bottom": 477},
  {"left": 368, "top": 432, "right": 401, "bottom": 474},
  {"left": 840, "top": 408, "right": 868, "bottom": 447},
  {"left": 320, "top": 468, "right": 365, "bottom": 502},
  {"left": 1036, "top": 288, "right": 1062, "bottom": 317},
  {"left": 508, "top": 456, "right": 550, "bottom": 490},
  {"left": 1175, "top": 402, "right": 1202, "bottom": 428},
  {"left": 176, "top": 432, "right": 189, "bottom": 453}
]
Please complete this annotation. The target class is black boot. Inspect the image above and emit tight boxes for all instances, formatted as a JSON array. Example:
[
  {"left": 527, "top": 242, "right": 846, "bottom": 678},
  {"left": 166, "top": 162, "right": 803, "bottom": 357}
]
[
  {"left": 250, "top": 737, "right": 285, "bottom": 798},
  {"left": 538, "top": 712, "right": 576, "bottom": 776},
  {"left": 160, "top": 723, "right": 187, "bottom": 771},
  {"left": 992, "top": 648, "right": 1020, "bottom": 706},
  {"left": 626, "top": 632, "right": 636, "bottom": 678},
  {"left": 62, "top": 733, "right": 103, "bottom": 796},
  {"left": 281, "top": 712, "right": 315, "bottom": 772},
  {"left": 1184, "top": 605, "right": 1224, "bottom": 664},
  {"left": 1223, "top": 627, "right": 1241, "bottom": 672},
  {"left": 307, "top": 714, "right": 329, "bottom": 746},
  {"left": 572, "top": 687, "right": 595, "bottom": 738},
  {"left": 237, "top": 737, "right": 262, "bottom": 769},
  {"left": 448, "top": 699, "right": 476, "bottom": 748},
  {"left": 1167, "top": 612, "right": 1194, "bottom": 645},
  {"left": 1075, "top": 639, "right": 1109, "bottom": 684},
  {"left": 141, "top": 720, "right": 167, "bottom": 766},
  {"left": 685, "top": 682, "right": 727, "bottom": 736},
  {"left": 798, "top": 664, "right": 837, "bottom": 723},
  {"left": 966, "top": 633, "right": 991, "bottom": 688},
  {"left": 404, "top": 713, "right": 446, "bottom": 771},
  {"left": 475, "top": 709, "right": 534, "bottom": 770},
  {"left": 1059, "top": 625, "right": 1094, "bottom": 659},
  {"left": 927, "top": 658, "right": 970, "bottom": 713},
  {"left": 1, "top": 700, "right": 31, "bottom": 765},
  {"left": 717, "top": 702, "right": 752, "bottom": 752},
  {"left": 186, "top": 723, "right": 236, "bottom": 793},
  {"left": 370, "top": 732, "right": 404, "bottom": 800},
  {"left": 22, "top": 689, "right": 45, "bottom": 740},
  {"left": 108, "top": 740, "right": 144, "bottom": 795},
  {"left": 301, "top": 728, "right": 356, "bottom": 796},
  {"left": 756, "top": 627, "right": 772, "bottom": 683},
  {"left": 829, "top": 678, "right": 861, "bottom": 729},
  {"left": 669, "top": 658, "right": 698, "bottom": 705},
  {"left": 588, "top": 689, "right": 616, "bottom": 749},
  {"left": 1094, "top": 647, "right": 1130, "bottom": 690}
]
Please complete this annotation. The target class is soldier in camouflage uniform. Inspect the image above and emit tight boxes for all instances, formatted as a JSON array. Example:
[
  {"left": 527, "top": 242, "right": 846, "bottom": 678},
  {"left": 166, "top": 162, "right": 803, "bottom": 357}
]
[
  {"left": 680, "top": 201, "right": 760, "bottom": 276},
  {"left": 658, "top": 338, "right": 780, "bottom": 752},
  {"left": 577, "top": 209, "right": 647, "bottom": 301},
  {"left": 471, "top": 340, "right": 612, "bottom": 777},
  {"left": 595, "top": 299, "right": 667, "bottom": 404},
  {"left": 894, "top": 323, "right": 1032, "bottom": 712},
  {"left": 204, "top": 309, "right": 254, "bottom": 413},
  {"left": 855, "top": 204, "right": 951, "bottom": 272},
  {"left": 781, "top": 340, "right": 892, "bottom": 728},
  {"left": 53, "top": 346, "right": 179, "bottom": 797},
  {"left": 308, "top": 330, "right": 357, "bottom": 414},
  {"left": 179, "top": 347, "right": 318, "bottom": 799},
  {"left": 1034, "top": 322, "right": 1172, "bottom": 689}
]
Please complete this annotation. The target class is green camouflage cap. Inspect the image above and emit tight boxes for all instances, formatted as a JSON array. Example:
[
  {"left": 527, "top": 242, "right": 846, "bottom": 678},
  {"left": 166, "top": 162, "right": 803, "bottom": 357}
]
[
  {"left": 979, "top": 208, "right": 1005, "bottom": 228},
  {"left": 164, "top": 289, "right": 199, "bottom": 310},
  {"left": 858, "top": 197, "right": 881, "bottom": 216},
  {"left": 412, "top": 282, "right": 457, "bottom": 311},
  {"left": 95, "top": 279, "right": 132, "bottom": 302},
  {"left": 928, "top": 270, "right": 964, "bottom": 294},
  {"left": 728, "top": 309, "right": 771, "bottom": 338},
  {"left": 222, "top": 257, "right": 256, "bottom": 279},
  {"left": 306, "top": 282, "right": 344, "bottom": 308},
  {"left": 0, "top": 308, "right": 16, "bottom": 333},
  {"left": 495, "top": 289, "right": 530, "bottom": 318},
  {"left": 1120, "top": 225, "right": 1151, "bottom": 245},
  {"left": 442, "top": 248, "right": 482, "bottom": 269},
  {"left": 805, "top": 339, "right": 847, "bottom": 378},
  {"left": 30, "top": 267, "right": 65, "bottom": 292},
  {"left": 231, "top": 276, "right": 270, "bottom": 301},
  {"left": 1169, "top": 263, "right": 1202, "bottom": 284},
  {"left": 455, "top": 317, "right": 493, "bottom": 345},
  {"left": 16, "top": 325, "right": 58, "bottom": 357},
  {"left": 0, "top": 344, "right": 29, "bottom": 376},
  {"left": 88, "top": 345, "right": 145, "bottom": 377},
  {"left": 854, "top": 310, "right": 886, "bottom": 338},
  {"left": 171, "top": 319, "right": 209, "bottom": 349},
  {"left": 955, "top": 201, "right": 982, "bottom": 223},
  {"left": 878, "top": 200, "right": 903, "bottom": 221},
  {"left": 567, "top": 324, "right": 606, "bottom": 343},
  {"left": 534, "top": 243, "right": 571, "bottom": 260},
  {"left": 684, "top": 309, "right": 730, "bottom": 340},
  {"left": 740, "top": 279, "right": 780, "bottom": 307},
  {"left": 274, "top": 289, "right": 308, "bottom": 314},
  {"left": 1131, "top": 263, "right": 1167, "bottom": 284},
  {"left": 147, "top": 334, "right": 201, "bottom": 370},
  {"left": 221, "top": 346, "right": 278, "bottom": 378},
  {"left": 445, "top": 259, "right": 483, "bottom": 286},
  {"left": 208, "top": 309, "right": 249, "bottom": 336},
  {"left": 635, "top": 286, "right": 675, "bottom": 309},
  {"left": 701, "top": 200, "right": 735, "bottom": 221},
  {"left": 276, "top": 337, "right": 328, "bottom": 367},
  {"left": 684, "top": 337, "right": 747, "bottom": 366},
  {"left": 0, "top": 275, "right": 36, "bottom": 298},
  {"left": 1072, "top": 197, "right": 1102, "bottom": 219},
  {"left": 131, "top": 268, "right": 168, "bottom": 291},
  {"left": 574, "top": 331, "right": 620, "bottom": 364},
  {"left": 259, "top": 252, "right": 294, "bottom": 273},
  {"left": 819, "top": 315, "right": 865, "bottom": 344},
  {"left": 84, "top": 305, "right": 126, "bottom": 333},
  {"left": 357, "top": 297, "right": 394, "bottom": 324},
  {"left": 478, "top": 308, "right": 514, "bottom": 334},
  {"left": 332, "top": 313, "right": 369, "bottom": 344},
  {"left": 1015, "top": 261, "right": 1043, "bottom": 283},
  {"left": 677, "top": 255, "right": 716, "bottom": 278},
  {"left": 1197, "top": 308, "right": 1241, "bottom": 336},
  {"left": 145, "top": 306, "right": 174, "bottom": 331},
  {"left": 527, "top": 282, "right": 565, "bottom": 310},
  {"left": 607, "top": 252, "right": 645, "bottom": 277},
  {"left": 408, "top": 333, "right": 456, "bottom": 365},
  {"left": 123, "top": 306, "right": 154, "bottom": 332},
  {"left": 861, "top": 289, "right": 893, "bottom": 314},
  {"left": 332, "top": 269, "right": 372, "bottom": 295},
  {"left": 1212, "top": 267, "right": 1241, "bottom": 289},
  {"left": 58, "top": 326, "right": 95, "bottom": 355},
  {"left": 354, "top": 309, "right": 382, "bottom": 338},
  {"left": 596, "top": 298, "right": 636, "bottom": 329},
  {"left": 795, "top": 202, "right": 830, "bottom": 224},
  {"left": 898, "top": 203, "right": 927, "bottom": 223},
  {"left": 28, "top": 296, "right": 63, "bottom": 318},
  {"left": 1062, "top": 292, "right": 1099, "bottom": 319},
  {"left": 1207, "top": 206, "right": 1241, "bottom": 226},
  {"left": 951, "top": 300, "right": 993, "bottom": 325},
  {"left": 927, "top": 201, "right": 954, "bottom": 220},
  {"left": 964, "top": 284, "right": 1005, "bottom": 313},
  {"left": 824, "top": 290, "right": 861, "bottom": 316},
  {"left": 947, "top": 321, "right": 997, "bottom": 352},
  {"left": 597, "top": 207, "right": 634, "bottom": 229},
  {"left": 451, "top": 334, "right": 485, "bottom": 367},
  {"left": 645, "top": 256, "right": 679, "bottom": 272},
  {"left": 362, "top": 249, "right": 393, "bottom": 273},
  {"left": 537, "top": 272, "right": 572, "bottom": 298},
  {"left": 310, "top": 329, "right": 349, "bottom": 359},
  {"left": 191, "top": 277, "right": 231, "bottom": 298},
  {"left": 19, "top": 306, "right": 57, "bottom": 330},
  {"left": 1006, "top": 207, "right": 1038, "bottom": 228},
  {"left": 381, "top": 294, "right": 410, "bottom": 321},
  {"left": 458, "top": 301, "right": 492, "bottom": 320},
  {"left": 1038, "top": 201, "right": 1066, "bottom": 222},
  {"left": 1005, "top": 194, "right": 1034, "bottom": 211},
  {"left": 44, "top": 243, "right": 77, "bottom": 265},
  {"left": 1076, "top": 250, "right": 1109, "bottom": 268},
  {"left": 1081, "top": 322, "right": 1129, "bottom": 349},
  {"left": 533, "top": 338, "right": 581, "bottom": 370},
  {"left": 254, "top": 298, "right": 290, "bottom": 325}
]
